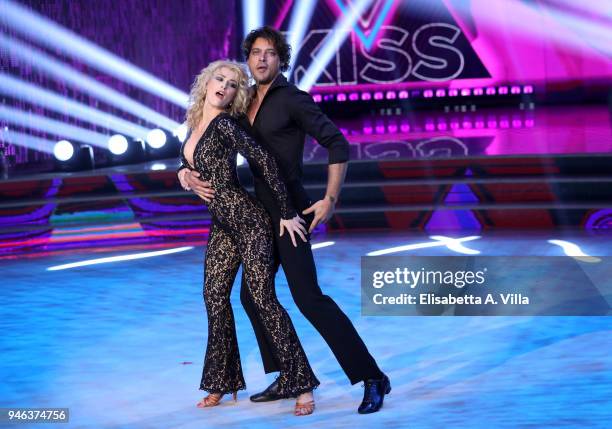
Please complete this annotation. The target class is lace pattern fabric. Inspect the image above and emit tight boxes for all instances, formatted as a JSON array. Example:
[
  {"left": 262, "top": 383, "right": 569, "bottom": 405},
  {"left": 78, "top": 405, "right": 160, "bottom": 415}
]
[{"left": 184, "top": 113, "right": 319, "bottom": 396}]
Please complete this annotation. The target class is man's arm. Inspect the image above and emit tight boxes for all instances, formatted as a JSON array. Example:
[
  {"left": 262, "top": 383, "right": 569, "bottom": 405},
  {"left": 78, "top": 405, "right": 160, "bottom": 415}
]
[
  {"left": 178, "top": 168, "right": 215, "bottom": 203},
  {"left": 303, "top": 161, "right": 347, "bottom": 232},
  {"left": 287, "top": 89, "right": 350, "bottom": 232}
]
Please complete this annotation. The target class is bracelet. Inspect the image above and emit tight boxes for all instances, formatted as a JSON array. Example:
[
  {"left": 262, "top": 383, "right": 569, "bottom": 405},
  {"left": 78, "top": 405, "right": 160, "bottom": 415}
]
[{"left": 325, "top": 195, "right": 337, "bottom": 204}]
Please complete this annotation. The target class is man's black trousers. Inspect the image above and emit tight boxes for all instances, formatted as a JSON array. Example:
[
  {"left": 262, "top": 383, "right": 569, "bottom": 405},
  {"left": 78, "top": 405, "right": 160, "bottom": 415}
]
[{"left": 239, "top": 182, "right": 382, "bottom": 385}]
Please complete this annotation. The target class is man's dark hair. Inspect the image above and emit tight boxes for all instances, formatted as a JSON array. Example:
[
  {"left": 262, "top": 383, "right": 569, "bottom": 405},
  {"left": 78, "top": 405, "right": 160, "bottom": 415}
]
[{"left": 242, "top": 26, "right": 292, "bottom": 72}]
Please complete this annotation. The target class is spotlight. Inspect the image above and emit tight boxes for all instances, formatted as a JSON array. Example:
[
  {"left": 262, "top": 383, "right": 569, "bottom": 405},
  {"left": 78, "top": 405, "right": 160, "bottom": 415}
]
[
  {"left": 151, "top": 163, "right": 167, "bottom": 171},
  {"left": 146, "top": 128, "right": 167, "bottom": 149},
  {"left": 54, "top": 140, "right": 94, "bottom": 171},
  {"left": 145, "top": 129, "right": 179, "bottom": 160},
  {"left": 54, "top": 139, "right": 74, "bottom": 161},
  {"left": 108, "top": 134, "right": 128, "bottom": 155},
  {"left": 108, "top": 137, "right": 145, "bottom": 166},
  {"left": 172, "top": 124, "right": 189, "bottom": 143}
]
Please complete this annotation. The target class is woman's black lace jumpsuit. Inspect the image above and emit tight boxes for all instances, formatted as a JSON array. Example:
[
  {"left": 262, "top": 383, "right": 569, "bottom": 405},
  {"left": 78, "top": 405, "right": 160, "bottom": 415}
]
[{"left": 179, "top": 112, "right": 320, "bottom": 397}]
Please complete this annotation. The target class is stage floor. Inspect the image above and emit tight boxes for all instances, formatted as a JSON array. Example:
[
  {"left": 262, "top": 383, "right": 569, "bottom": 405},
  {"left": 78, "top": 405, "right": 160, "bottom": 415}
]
[{"left": 2, "top": 230, "right": 611, "bottom": 428}]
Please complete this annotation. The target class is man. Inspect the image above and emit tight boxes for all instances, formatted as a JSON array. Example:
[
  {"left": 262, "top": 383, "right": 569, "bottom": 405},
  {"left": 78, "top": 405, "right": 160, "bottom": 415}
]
[{"left": 179, "top": 26, "right": 390, "bottom": 414}]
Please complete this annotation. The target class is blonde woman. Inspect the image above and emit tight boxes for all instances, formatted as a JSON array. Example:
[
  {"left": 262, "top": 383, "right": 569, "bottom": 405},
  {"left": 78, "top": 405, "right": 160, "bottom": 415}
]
[{"left": 177, "top": 60, "right": 319, "bottom": 416}]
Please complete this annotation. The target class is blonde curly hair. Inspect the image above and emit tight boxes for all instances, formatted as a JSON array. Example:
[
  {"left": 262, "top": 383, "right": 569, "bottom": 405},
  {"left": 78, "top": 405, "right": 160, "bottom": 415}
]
[{"left": 185, "top": 60, "right": 251, "bottom": 129}]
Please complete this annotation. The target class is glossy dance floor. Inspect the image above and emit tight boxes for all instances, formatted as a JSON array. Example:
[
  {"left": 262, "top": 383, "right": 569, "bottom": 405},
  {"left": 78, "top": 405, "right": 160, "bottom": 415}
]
[{"left": 2, "top": 230, "right": 612, "bottom": 428}]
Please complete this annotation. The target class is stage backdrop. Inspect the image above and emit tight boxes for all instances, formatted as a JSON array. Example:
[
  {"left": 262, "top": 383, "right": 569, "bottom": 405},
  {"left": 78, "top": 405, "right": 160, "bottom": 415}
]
[
  {"left": 250, "top": 0, "right": 612, "bottom": 91},
  {"left": 2, "top": 0, "right": 612, "bottom": 173}
]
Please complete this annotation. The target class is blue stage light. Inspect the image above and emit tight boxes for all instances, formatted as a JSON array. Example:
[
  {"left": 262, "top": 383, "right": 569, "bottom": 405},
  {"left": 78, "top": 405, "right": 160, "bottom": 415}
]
[
  {"left": 286, "top": 0, "right": 318, "bottom": 72},
  {"left": 0, "top": 34, "right": 180, "bottom": 131},
  {"left": 172, "top": 124, "right": 189, "bottom": 144},
  {"left": 108, "top": 135, "right": 129, "bottom": 156},
  {"left": 53, "top": 140, "right": 75, "bottom": 161},
  {"left": 53, "top": 140, "right": 95, "bottom": 171},
  {"left": 242, "top": 0, "right": 264, "bottom": 36},
  {"left": 0, "top": 105, "right": 110, "bottom": 147},
  {"left": 109, "top": 137, "right": 146, "bottom": 166},
  {"left": 47, "top": 246, "right": 195, "bottom": 271},
  {"left": 298, "top": 0, "right": 374, "bottom": 91},
  {"left": 146, "top": 129, "right": 167, "bottom": 149},
  {"left": 0, "top": 73, "right": 149, "bottom": 140},
  {"left": 0, "top": 0, "right": 189, "bottom": 108},
  {"left": 548, "top": 240, "right": 601, "bottom": 263}
]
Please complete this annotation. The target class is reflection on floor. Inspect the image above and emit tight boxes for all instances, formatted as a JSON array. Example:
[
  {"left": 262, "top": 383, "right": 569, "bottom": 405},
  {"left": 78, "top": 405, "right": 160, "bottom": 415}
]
[{"left": 1, "top": 230, "right": 611, "bottom": 428}]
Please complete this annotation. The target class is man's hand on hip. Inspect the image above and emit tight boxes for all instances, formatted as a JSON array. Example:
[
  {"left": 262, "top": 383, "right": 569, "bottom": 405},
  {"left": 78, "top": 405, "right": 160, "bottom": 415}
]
[
  {"left": 302, "top": 196, "right": 336, "bottom": 233},
  {"left": 179, "top": 169, "right": 215, "bottom": 203}
]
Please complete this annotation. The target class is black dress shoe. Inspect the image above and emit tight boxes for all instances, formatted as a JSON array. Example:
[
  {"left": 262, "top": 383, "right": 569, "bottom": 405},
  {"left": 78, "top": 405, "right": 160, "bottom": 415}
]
[
  {"left": 357, "top": 374, "right": 391, "bottom": 414},
  {"left": 249, "top": 377, "right": 290, "bottom": 402}
]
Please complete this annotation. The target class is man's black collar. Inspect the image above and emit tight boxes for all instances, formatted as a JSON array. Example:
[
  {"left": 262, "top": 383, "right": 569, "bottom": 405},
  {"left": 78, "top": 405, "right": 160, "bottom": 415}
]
[{"left": 250, "top": 73, "right": 291, "bottom": 94}]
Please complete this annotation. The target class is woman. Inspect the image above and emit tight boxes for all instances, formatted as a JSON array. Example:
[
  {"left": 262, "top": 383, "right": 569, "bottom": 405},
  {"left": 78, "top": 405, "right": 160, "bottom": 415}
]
[{"left": 177, "top": 60, "right": 319, "bottom": 416}]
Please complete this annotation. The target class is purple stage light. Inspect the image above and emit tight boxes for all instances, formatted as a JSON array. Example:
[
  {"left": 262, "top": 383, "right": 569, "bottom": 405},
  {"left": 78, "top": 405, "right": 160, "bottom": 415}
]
[
  {"left": 361, "top": 92, "right": 372, "bottom": 101},
  {"left": 486, "top": 87, "right": 496, "bottom": 95},
  {"left": 500, "top": 119, "right": 510, "bottom": 128},
  {"left": 385, "top": 91, "right": 396, "bottom": 99},
  {"left": 337, "top": 93, "right": 347, "bottom": 102},
  {"left": 462, "top": 121, "right": 473, "bottom": 129},
  {"left": 450, "top": 121, "right": 460, "bottom": 130},
  {"left": 363, "top": 126, "right": 373, "bottom": 134},
  {"left": 398, "top": 90, "right": 409, "bottom": 99},
  {"left": 313, "top": 94, "right": 322, "bottom": 103},
  {"left": 525, "top": 118, "right": 535, "bottom": 127},
  {"left": 461, "top": 88, "right": 471, "bottom": 96},
  {"left": 374, "top": 91, "right": 384, "bottom": 100},
  {"left": 512, "top": 119, "right": 523, "bottom": 128},
  {"left": 487, "top": 120, "right": 498, "bottom": 128},
  {"left": 435, "top": 89, "right": 446, "bottom": 97},
  {"left": 498, "top": 86, "right": 509, "bottom": 95},
  {"left": 388, "top": 123, "right": 398, "bottom": 133},
  {"left": 474, "top": 88, "right": 484, "bottom": 96},
  {"left": 400, "top": 123, "right": 410, "bottom": 133},
  {"left": 524, "top": 85, "right": 534, "bottom": 94},
  {"left": 437, "top": 122, "right": 448, "bottom": 131},
  {"left": 375, "top": 124, "right": 385, "bottom": 134},
  {"left": 511, "top": 86, "right": 521, "bottom": 94},
  {"left": 475, "top": 120, "right": 485, "bottom": 129},
  {"left": 449, "top": 89, "right": 459, "bottom": 97},
  {"left": 349, "top": 92, "right": 359, "bottom": 101},
  {"left": 423, "top": 89, "right": 434, "bottom": 98}
]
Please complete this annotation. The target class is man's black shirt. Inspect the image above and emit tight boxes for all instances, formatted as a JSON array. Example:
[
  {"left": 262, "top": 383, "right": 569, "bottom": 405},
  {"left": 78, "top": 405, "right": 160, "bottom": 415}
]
[{"left": 238, "top": 74, "right": 349, "bottom": 208}]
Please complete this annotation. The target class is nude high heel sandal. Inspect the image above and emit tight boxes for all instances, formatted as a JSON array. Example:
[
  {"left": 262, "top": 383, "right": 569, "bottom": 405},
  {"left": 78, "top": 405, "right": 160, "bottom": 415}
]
[{"left": 196, "top": 392, "right": 238, "bottom": 408}]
